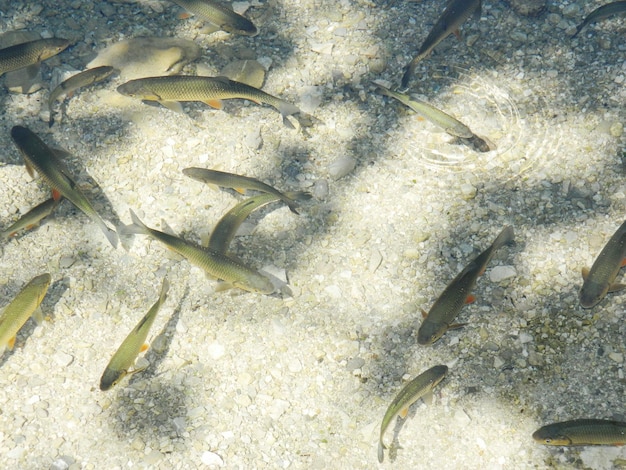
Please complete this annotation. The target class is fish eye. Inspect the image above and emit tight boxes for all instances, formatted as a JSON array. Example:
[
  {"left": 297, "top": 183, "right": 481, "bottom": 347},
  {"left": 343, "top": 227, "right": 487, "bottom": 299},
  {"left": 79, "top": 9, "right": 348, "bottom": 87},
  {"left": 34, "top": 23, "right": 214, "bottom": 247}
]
[{"left": 544, "top": 438, "right": 551, "bottom": 444}]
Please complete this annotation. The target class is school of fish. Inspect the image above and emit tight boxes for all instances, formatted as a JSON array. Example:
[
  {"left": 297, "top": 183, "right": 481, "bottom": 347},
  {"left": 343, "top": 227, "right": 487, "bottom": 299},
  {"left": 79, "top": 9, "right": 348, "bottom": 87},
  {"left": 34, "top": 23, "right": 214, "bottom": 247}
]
[{"left": 0, "top": 0, "right": 624, "bottom": 465}]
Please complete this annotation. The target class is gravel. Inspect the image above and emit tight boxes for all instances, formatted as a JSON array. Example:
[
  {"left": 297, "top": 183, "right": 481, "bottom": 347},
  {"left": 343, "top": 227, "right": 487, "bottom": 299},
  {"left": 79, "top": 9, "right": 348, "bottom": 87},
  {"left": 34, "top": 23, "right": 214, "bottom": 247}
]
[{"left": 0, "top": 0, "right": 624, "bottom": 469}]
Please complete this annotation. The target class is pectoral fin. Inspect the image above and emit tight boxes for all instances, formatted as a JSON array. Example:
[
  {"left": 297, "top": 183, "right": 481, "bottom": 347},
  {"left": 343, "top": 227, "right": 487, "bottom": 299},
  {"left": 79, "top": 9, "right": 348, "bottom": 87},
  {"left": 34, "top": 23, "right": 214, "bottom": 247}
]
[
  {"left": 399, "top": 405, "right": 409, "bottom": 419},
  {"left": 448, "top": 322, "right": 467, "bottom": 330},
  {"left": 160, "top": 100, "right": 184, "bottom": 113},
  {"left": 7, "top": 336, "right": 16, "bottom": 350},
  {"left": 607, "top": 283, "right": 626, "bottom": 293},
  {"left": 582, "top": 267, "right": 590, "bottom": 280},
  {"left": 464, "top": 295, "right": 476, "bottom": 304}
]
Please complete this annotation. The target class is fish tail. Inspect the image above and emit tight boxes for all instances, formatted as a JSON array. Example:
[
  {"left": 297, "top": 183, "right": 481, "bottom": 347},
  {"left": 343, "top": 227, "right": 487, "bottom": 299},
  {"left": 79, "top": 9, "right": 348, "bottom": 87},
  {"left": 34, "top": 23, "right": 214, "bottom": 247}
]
[
  {"left": 377, "top": 442, "right": 385, "bottom": 463},
  {"left": 400, "top": 59, "right": 417, "bottom": 89},
  {"left": 493, "top": 225, "right": 515, "bottom": 249},
  {"left": 123, "top": 209, "right": 150, "bottom": 236},
  {"left": 159, "top": 277, "right": 170, "bottom": 303},
  {"left": 277, "top": 101, "right": 300, "bottom": 129},
  {"left": 96, "top": 219, "right": 119, "bottom": 248}
]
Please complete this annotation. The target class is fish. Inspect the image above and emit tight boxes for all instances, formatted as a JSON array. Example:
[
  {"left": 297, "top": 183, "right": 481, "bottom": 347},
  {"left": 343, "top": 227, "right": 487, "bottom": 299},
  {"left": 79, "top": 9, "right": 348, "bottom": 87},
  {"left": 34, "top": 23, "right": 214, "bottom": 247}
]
[
  {"left": 0, "top": 37, "right": 70, "bottom": 77},
  {"left": 572, "top": 1, "right": 626, "bottom": 37},
  {"left": 418, "top": 226, "right": 514, "bottom": 346},
  {"left": 183, "top": 167, "right": 312, "bottom": 214},
  {"left": 401, "top": 0, "right": 481, "bottom": 88},
  {"left": 48, "top": 65, "right": 117, "bottom": 127},
  {"left": 99, "top": 278, "right": 169, "bottom": 391},
  {"left": 207, "top": 191, "right": 311, "bottom": 253},
  {"left": 378, "top": 364, "right": 448, "bottom": 463},
  {"left": 10, "top": 126, "right": 118, "bottom": 248},
  {"left": 375, "top": 82, "right": 493, "bottom": 152},
  {"left": 0, "top": 273, "right": 51, "bottom": 351},
  {"left": 1, "top": 197, "right": 62, "bottom": 239},
  {"left": 533, "top": 419, "right": 626, "bottom": 446},
  {"left": 117, "top": 75, "right": 302, "bottom": 129},
  {"left": 171, "top": 0, "right": 258, "bottom": 36},
  {"left": 579, "top": 219, "right": 626, "bottom": 308},
  {"left": 124, "top": 209, "right": 275, "bottom": 294}
]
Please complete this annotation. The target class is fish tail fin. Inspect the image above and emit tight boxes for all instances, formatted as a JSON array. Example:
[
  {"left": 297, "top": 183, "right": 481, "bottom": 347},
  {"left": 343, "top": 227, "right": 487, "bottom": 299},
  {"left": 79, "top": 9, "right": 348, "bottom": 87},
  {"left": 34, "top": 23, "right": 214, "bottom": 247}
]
[
  {"left": 159, "top": 277, "right": 170, "bottom": 304},
  {"left": 400, "top": 59, "right": 417, "bottom": 89},
  {"left": 123, "top": 209, "right": 150, "bottom": 236},
  {"left": 281, "top": 191, "right": 313, "bottom": 214},
  {"left": 494, "top": 226, "right": 514, "bottom": 248},
  {"left": 96, "top": 219, "right": 119, "bottom": 248},
  {"left": 277, "top": 101, "right": 301, "bottom": 129},
  {"left": 377, "top": 442, "right": 385, "bottom": 463}
]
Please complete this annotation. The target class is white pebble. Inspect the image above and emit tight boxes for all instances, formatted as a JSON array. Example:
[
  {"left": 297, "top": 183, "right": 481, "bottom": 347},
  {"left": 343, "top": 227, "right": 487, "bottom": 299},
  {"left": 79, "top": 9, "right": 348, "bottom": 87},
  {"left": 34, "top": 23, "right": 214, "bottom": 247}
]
[
  {"left": 328, "top": 156, "right": 356, "bottom": 180},
  {"left": 53, "top": 352, "right": 74, "bottom": 367},
  {"left": 208, "top": 342, "right": 225, "bottom": 360},
  {"left": 489, "top": 265, "right": 517, "bottom": 282},
  {"left": 609, "top": 352, "right": 624, "bottom": 363},
  {"left": 201, "top": 451, "right": 224, "bottom": 466}
]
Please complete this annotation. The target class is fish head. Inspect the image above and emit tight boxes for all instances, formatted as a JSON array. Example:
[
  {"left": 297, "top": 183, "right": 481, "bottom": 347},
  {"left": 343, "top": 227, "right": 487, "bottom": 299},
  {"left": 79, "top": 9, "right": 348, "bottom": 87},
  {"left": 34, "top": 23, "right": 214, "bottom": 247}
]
[
  {"left": 579, "top": 281, "right": 606, "bottom": 308},
  {"left": 417, "top": 320, "right": 445, "bottom": 346},
  {"left": 532, "top": 428, "right": 572, "bottom": 446},
  {"left": 99, "top": 368, "right": 126, "bottom": 391},
  {"left": 40, "top": 39, "right": 71, "bottom": 60},
  {"left": 117, "top": 81, "right": 161, "bottom": 101}
]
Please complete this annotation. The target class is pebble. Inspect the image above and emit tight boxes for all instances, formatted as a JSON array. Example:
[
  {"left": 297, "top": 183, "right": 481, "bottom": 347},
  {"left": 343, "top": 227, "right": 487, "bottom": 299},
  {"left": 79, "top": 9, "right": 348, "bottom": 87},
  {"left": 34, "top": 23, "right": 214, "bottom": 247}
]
[
  {"left": 201, "top": 451, "right": 224, "bottom": 466},
  {"left": 489, "top": 265, "right": 517, "bottom": 282},
  {"left": 610, "top": 122, "right": 623, "bottom": 137},
  {"left": 53, "top": 352, "right": 74, "bottom": 367},
  {"left": 609, "top": 352, "right": 624, "bottom": 363},
  {"left": 328, "top": 156, "right": 356, "bottom": 180}
]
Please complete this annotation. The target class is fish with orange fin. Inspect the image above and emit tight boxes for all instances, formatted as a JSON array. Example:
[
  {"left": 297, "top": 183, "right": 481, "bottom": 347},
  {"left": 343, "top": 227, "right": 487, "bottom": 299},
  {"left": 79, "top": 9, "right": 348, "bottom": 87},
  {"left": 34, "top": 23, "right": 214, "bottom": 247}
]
[
  {"left": 0, "top": 273, "right": 51, "bottom": 352},
  {"left": 117, "top": 75, "right": 303, "bottom": 128},
  {"left": 10, "top": 126, "right": 118, "bottom": 248},
  {"left": 580, "top": 219, "right": 626, "bottom": 308},
  {"left": 1, "top": 197, "right": 62, "bottom": 240},
  {"left": 401, "top": 0, "right": 482, "bottom": 88},
  {"left": 417, "top": 226, "right": 514, "bottom": 345},
  {"left": 378, "top": 365, "right": 448, "bottom": 462},
  {"left": 100, "top": 278, "right": 169, "bottom": 391}
]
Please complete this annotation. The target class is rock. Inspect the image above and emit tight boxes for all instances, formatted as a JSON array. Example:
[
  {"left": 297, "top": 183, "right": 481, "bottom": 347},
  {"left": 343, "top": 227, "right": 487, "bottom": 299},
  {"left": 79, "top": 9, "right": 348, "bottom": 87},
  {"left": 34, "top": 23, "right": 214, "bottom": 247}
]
[
  {"left": 489, "top": 265, "right": 517, "bottom": 282},
  {"left": 220, "top": 60, "right": 266, "bottom": 88},
  {"left": 201, "top": 451, "right": 224, "bottom": 466},
  {"left": 328, "top": 156, "right": 356, "bottom": 180},
  {"left": 88, "top": 37, "right": 201, "bottom": 80}
]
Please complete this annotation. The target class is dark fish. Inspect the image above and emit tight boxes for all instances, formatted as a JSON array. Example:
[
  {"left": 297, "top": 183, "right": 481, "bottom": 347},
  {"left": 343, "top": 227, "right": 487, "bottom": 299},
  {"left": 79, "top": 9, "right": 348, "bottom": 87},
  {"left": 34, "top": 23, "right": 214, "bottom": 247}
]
[
  {"left": 117, "top": 75, "right": 302, "bottom": 128},
  {"left": 533, "top": 419, "right": 626, "bottom": 446},
  {"left": 401, "top": 0, "right": 481, "bottom": 88},
  {"left": 572, "top": 1, "right": 626, "bottom": 37},
  {"left": 0, "top": 38, "right": 70, "bottom": 77},
  {"left": 48, "top": 66, "right": 117, "bottom": 126},
  {"left": 418, "top": 226, "right": 514, "bottom": 345},
  {"left": 172, "top": 0, "right": 258, "bottom": 36},
  {"left": 579, "top": 219, "right": 626, "bottom": 308},
  {"left": 10, "top": 126, "right": 118, "bottom": 248}
]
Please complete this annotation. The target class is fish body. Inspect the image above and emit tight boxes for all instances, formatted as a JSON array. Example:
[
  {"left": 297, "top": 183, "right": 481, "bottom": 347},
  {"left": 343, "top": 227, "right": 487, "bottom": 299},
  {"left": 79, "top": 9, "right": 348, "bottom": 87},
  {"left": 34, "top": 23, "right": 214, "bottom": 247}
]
[
  {"left": 1, "top": 197, "right": 61, "bottom": 239},
  {"left": 48, "top": 66, "right": 117, "bottom": 126},
  {"left": 572, "top": 1, "right": 626, "bottom": 37},
  {"left": 10, "top": 126, "right": 118, "bottom": 248},
  {"left": 418, "top": 226, "right": 514, "bottom": 345},
  {"left": 172, "top": 0, "right": 258, "bottom": 36},
  {"left": 100, "top": 278, "right": 169, "bottom": 391},
  {"left": 401, "top": 0, "right": 481, "bottom": 88},
  {"left": 117, "top": 75, "right": 301, "bottom": 128},
  {"left": 533, "top": 419, "right": 626, "bottom": 446},
  {"left": 579, "top": 219, "right": 626, "bottom": 308},
  {"left": 378, "top": 365, "right": 448, "bottom": 462},
  {"left": 0, "top": 273, "right": 51, "bottom": 351},
  {"left": 207, "top": 191, "right": 310, "bottom": 253},
  {"left": 126, "top": 209, "right": 275, "bottom": 294},
  {"left": 0, "top": 38, "right": 70, "bottom": 77},
  {"left": 183, "top": 167, "right": 311, "bottom": 214}
]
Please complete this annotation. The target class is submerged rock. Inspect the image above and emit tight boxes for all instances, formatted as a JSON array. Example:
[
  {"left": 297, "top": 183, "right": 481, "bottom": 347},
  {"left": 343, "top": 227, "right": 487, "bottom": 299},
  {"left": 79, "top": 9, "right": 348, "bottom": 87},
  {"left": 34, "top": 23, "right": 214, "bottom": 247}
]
[{"left": 88, "top": 37, "right": 202, "bottom": 80}]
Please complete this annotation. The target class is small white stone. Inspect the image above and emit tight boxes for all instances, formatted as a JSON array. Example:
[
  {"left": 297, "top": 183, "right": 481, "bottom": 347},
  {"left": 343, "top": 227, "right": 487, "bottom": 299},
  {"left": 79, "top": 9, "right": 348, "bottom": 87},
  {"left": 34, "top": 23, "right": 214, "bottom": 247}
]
[
  {"left": 201, "top": 450, "right": 224, "bottom": 466},
  {"left": 53, "top": 352, "right": 74, "bottom": 367},
  {"left": 208, "top": 342, "right": 225, "bottom": 360},
  {"left": 489, "top": 265, "right": 517, "bottom": 282},
  {"left": 609, "top": 352, "right": 623, "bottom": 363},
  {"left": 519, "top": 332, "right": 533, "bottom": 344},
  {"left": 328, "top": 156, "right": 356, "bottom": 180}
]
